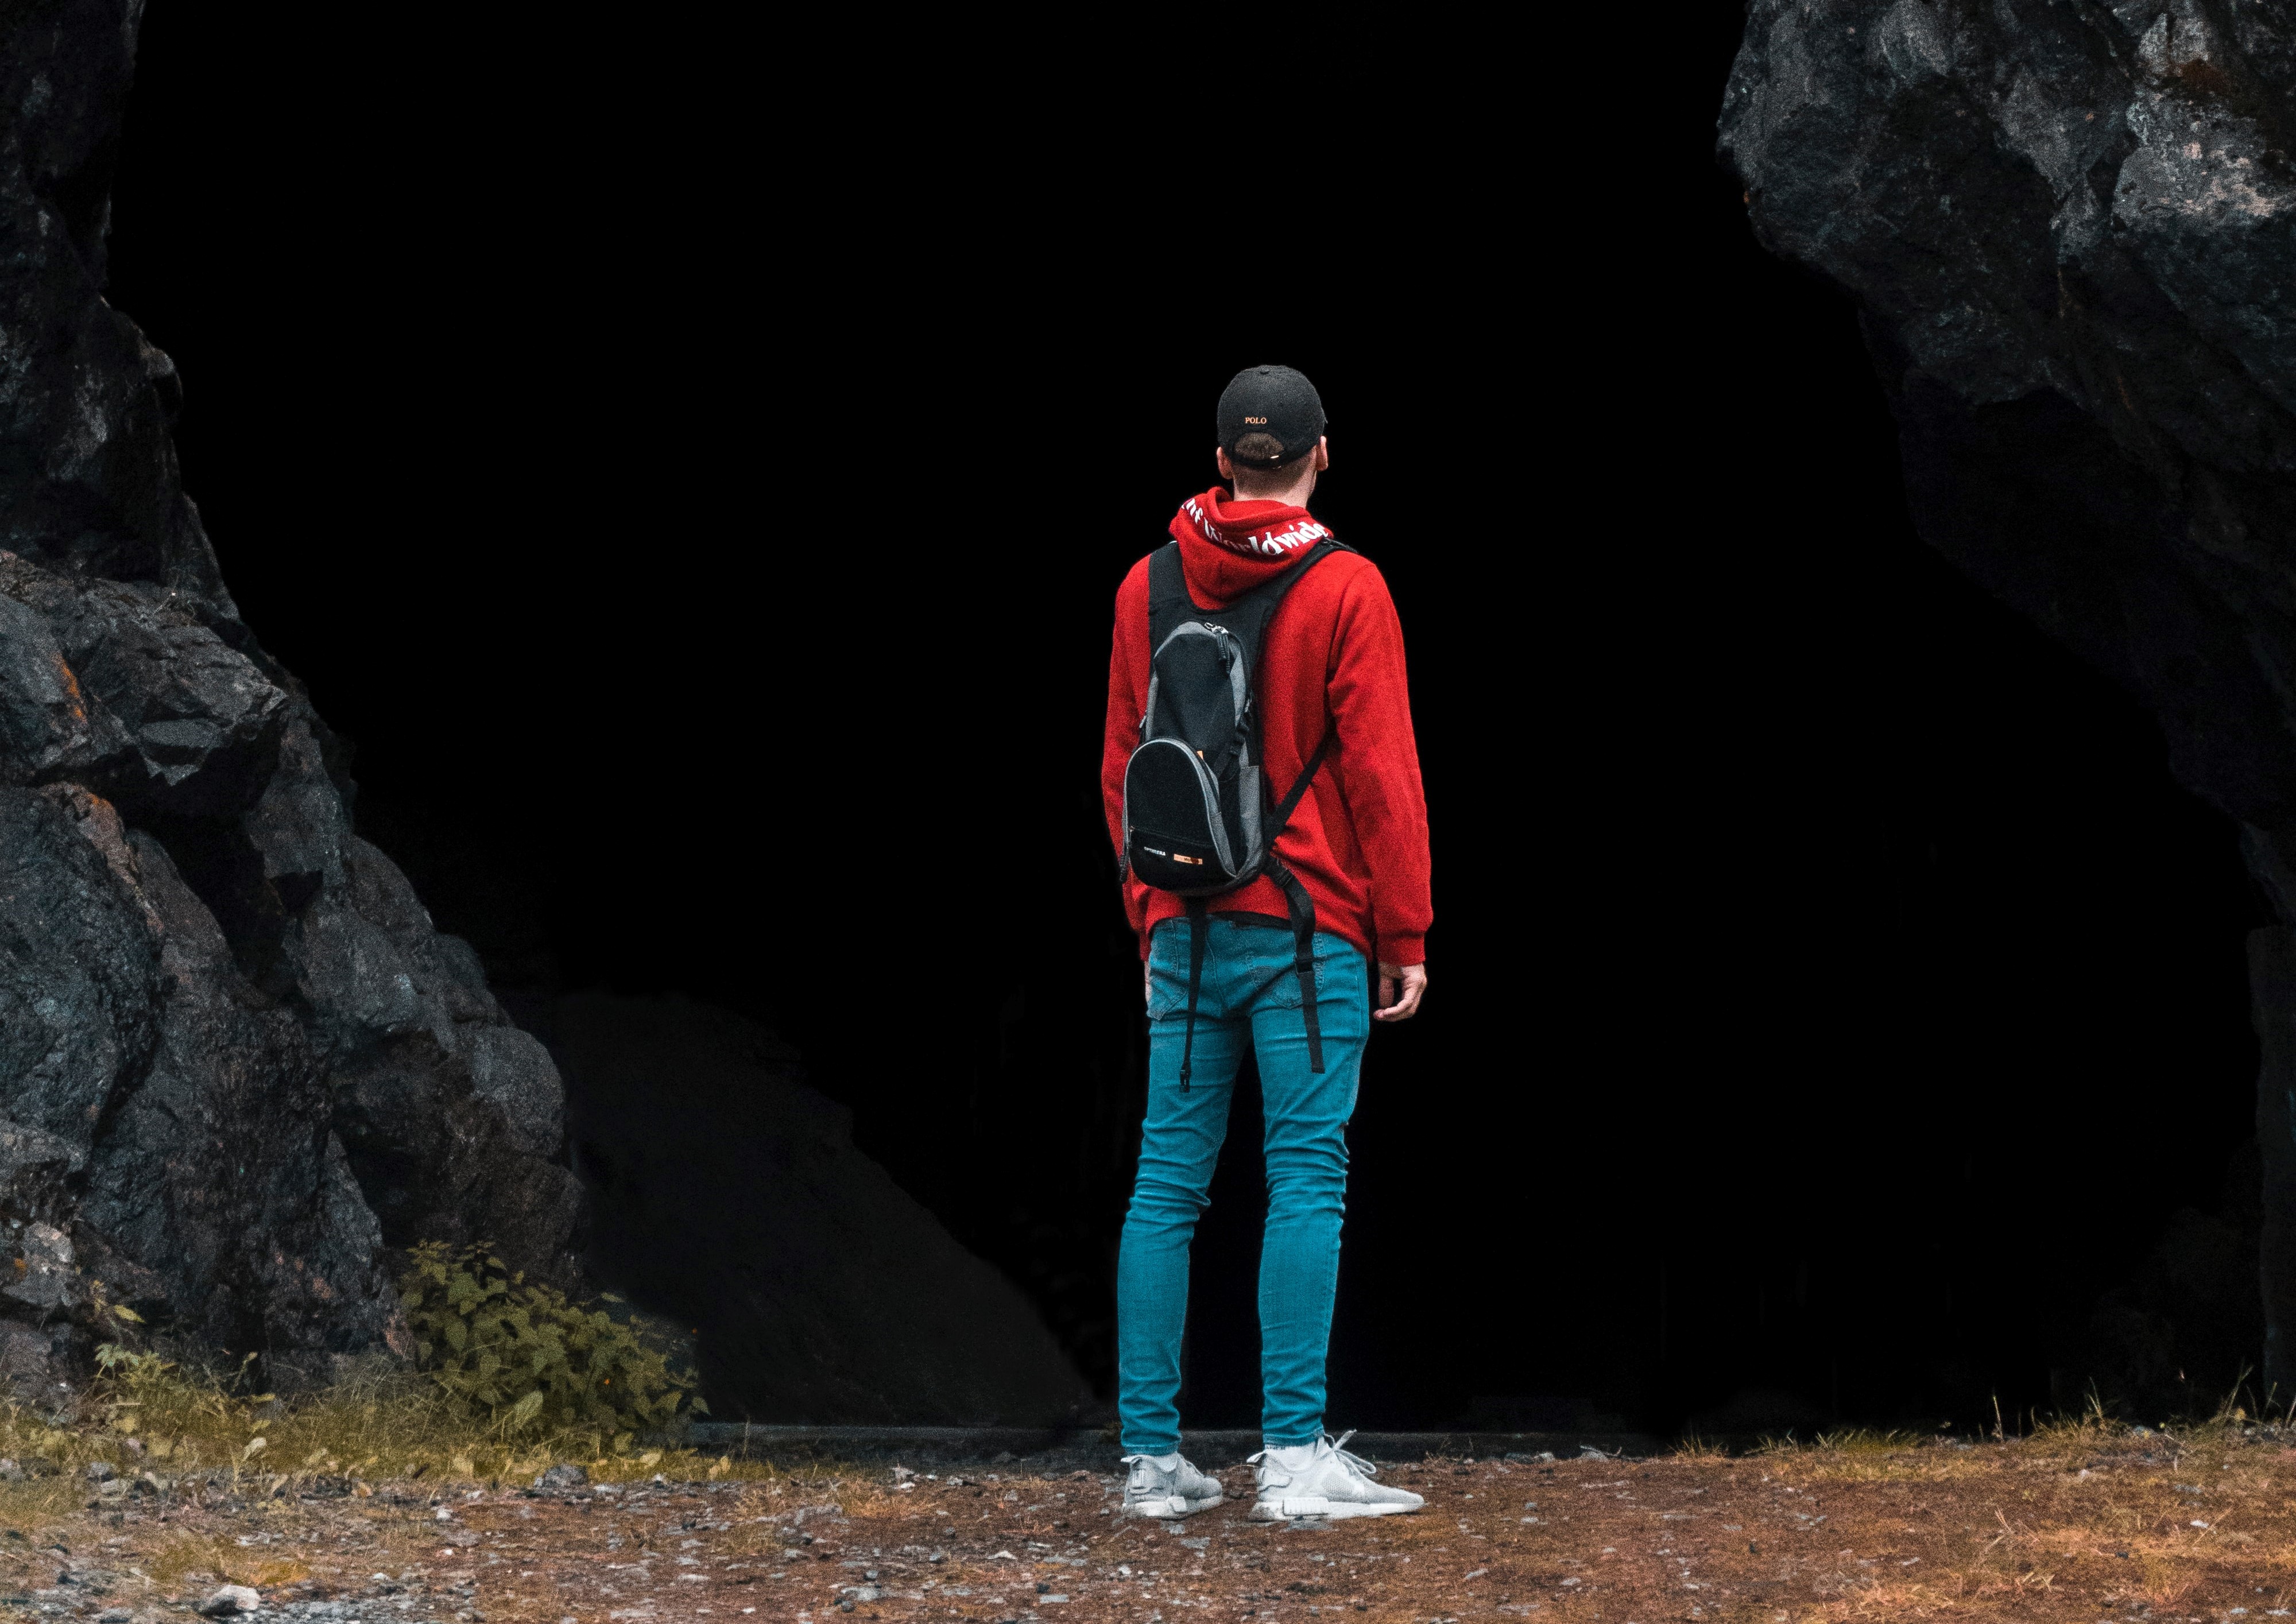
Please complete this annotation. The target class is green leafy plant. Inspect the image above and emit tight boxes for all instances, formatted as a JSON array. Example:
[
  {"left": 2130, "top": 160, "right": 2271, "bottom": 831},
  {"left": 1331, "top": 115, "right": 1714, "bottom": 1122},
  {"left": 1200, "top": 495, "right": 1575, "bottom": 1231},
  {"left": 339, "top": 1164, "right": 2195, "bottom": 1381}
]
[{"left": 397, "top": 1242, "right": 704, "bottom": 1445}]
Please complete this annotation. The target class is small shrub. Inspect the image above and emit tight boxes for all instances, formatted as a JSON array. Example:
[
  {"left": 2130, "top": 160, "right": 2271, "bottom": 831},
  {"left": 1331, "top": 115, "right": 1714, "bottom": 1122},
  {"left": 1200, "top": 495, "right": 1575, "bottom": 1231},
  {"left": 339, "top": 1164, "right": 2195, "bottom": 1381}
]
[{"left": 397, "top": 1242, "right": 704, "bottom": 1447}]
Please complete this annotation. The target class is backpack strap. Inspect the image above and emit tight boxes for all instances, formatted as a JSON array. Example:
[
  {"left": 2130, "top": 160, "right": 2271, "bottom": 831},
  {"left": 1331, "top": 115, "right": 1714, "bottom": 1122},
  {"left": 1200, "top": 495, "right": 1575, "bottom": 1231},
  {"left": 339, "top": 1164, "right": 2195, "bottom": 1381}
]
[
  {"left": 1178, "top": 896, "right": 1209, "bottom": 1091},
  {"left": 1269, "top": 730, "right": 1333, "bottom": 832},
  {"left": 1258, "top": 731, "right": 1337, "bottom": 1072},
  {"left": 1243, "top": 548, "right": 1349, "bottom": 1076},
  {"left": 1145, "top": 542, "right": 1194, "bottom": 651},
  {"left": 1262, "top": 854, "right": 1326, "bottom": 1074},
  {"left": 1217, "top": 537, "right": 1353, "bottom": 665}
]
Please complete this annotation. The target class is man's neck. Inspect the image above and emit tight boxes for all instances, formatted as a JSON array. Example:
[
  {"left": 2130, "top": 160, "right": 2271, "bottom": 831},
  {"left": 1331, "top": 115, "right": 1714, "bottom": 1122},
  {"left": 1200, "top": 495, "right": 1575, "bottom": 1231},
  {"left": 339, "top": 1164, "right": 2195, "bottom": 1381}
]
[{"left": 1230, "top": 469, "right": 1317, "bottom": 507}]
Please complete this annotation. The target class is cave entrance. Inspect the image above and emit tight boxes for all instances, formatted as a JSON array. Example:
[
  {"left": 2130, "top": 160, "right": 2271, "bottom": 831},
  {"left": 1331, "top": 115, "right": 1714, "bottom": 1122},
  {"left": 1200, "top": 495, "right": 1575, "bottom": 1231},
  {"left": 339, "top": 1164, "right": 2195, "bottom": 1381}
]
[{"left": 94, "top": 3, "right": 2276, "bottom": 1437}]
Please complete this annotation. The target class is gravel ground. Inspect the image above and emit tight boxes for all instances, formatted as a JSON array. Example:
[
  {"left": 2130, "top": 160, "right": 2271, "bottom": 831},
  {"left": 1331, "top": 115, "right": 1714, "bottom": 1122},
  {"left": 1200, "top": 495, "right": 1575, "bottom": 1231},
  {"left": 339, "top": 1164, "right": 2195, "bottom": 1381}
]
[{"left": 0, "top": 1428, "right": 2290, "bottom": 1621}]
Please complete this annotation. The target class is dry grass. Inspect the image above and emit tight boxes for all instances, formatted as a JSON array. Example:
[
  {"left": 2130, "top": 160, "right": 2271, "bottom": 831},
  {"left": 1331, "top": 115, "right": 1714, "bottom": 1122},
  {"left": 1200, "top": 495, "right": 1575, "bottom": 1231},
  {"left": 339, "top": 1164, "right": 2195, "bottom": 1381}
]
[
  {"left": 1689, "top": 1411, "right": 2296, "bottom": 1619},
  {"left": 1674, "top": 1430, "right": 1734, "bottom": 1463},
  {"left": 0, "top": 1346, "right": 780, "bottom": 1503}
]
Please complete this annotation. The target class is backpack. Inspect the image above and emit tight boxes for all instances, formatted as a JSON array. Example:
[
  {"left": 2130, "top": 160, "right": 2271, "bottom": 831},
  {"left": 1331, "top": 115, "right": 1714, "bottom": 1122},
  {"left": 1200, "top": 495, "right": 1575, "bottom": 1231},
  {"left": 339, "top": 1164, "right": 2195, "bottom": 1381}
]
[{"left": 1121, "top": 536, "right": 1351, "bottom": 1086}]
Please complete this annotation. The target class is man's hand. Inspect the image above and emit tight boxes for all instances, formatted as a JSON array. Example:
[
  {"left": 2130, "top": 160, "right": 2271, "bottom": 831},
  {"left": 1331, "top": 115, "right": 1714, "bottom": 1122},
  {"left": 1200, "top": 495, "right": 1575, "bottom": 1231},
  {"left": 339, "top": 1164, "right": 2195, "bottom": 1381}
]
[
  {"left": 1145, "top": 959, "right": 1153, "bottom": 1009},
  {"left": 1374, "top": 962, "right": 1427, "bottom": 1022}
]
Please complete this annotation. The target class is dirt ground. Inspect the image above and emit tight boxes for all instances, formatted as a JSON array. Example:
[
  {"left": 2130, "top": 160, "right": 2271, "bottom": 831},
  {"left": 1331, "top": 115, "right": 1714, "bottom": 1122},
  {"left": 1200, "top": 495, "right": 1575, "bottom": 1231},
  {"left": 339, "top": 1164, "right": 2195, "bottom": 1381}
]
[{"left": 3, "top": 1426, "right": 2294, "bottom": 1622}]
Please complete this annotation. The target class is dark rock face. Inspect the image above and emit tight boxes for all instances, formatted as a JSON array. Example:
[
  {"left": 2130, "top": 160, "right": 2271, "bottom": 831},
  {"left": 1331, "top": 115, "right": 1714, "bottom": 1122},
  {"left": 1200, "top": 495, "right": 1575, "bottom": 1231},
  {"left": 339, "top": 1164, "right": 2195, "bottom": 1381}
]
[
  {"left": 529, "top": 994, "right": 1092, "bottom": 1427},
  {"left": 1720, "top": 1, "right": 2295, "bottom": 1380},
  {"left": 1720, "top": 0, "right": 2293, "bottom": 849},
  {"left": 0, "top": 0, "right": 580, "bottom": 1389}
]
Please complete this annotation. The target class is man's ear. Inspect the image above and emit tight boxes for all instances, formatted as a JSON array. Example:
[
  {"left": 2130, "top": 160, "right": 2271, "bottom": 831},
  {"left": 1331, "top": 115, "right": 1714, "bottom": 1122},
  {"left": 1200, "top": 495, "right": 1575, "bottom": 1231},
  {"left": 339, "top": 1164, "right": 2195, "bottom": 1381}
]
[
  {"left": 1312, "top": 437, "right": 1330, "bottom": 472},
  {"left": 1215, "top": 447, "right": 1236, "bottom": 482}
]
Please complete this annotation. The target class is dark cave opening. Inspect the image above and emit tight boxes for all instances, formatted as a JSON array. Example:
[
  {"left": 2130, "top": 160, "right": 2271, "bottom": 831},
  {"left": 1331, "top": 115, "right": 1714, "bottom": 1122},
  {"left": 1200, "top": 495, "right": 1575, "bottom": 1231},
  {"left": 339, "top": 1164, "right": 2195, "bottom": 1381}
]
[{"left": 94, "top": 5, "right": 2276, "bottom": 1433}]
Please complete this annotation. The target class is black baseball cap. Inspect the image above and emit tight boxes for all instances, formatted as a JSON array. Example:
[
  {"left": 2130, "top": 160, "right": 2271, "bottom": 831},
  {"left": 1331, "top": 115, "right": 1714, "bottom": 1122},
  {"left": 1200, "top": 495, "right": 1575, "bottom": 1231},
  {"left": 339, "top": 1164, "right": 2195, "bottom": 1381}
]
[{"left": 1217, "top": 365, "right": 1326, "bottom": 470}]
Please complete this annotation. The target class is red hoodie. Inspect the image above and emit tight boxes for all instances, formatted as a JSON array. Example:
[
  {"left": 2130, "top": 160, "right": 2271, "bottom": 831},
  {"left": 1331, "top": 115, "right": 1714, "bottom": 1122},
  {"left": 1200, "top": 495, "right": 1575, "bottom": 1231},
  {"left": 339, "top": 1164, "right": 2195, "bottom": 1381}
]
[{"left": 1101, "top": 487, "right": 1432, "bottom": 967}]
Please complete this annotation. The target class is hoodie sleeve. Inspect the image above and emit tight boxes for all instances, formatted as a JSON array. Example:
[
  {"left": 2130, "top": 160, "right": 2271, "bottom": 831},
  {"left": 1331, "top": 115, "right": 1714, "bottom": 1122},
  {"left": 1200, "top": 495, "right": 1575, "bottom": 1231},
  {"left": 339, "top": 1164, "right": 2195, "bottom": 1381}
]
[
  {"left": 1326, "top": 561, "right": 1432, "bottom": 967},
  {"left": 1102, "top": 561, "right": 1153, "bottom": 956}
]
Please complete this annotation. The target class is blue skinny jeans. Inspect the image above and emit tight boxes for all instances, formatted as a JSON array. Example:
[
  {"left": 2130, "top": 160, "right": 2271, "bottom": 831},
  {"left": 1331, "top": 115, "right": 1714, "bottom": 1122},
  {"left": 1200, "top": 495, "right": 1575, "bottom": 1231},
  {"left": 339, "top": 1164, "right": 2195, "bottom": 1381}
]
[{"left": 1117, "top": 914, "right": 1369, "bottom": 1454}]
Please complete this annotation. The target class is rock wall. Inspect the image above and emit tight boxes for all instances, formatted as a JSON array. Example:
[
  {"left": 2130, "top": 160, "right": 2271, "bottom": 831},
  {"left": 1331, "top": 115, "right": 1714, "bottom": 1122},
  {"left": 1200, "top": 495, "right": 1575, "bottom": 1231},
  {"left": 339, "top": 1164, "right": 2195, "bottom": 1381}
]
[
  {"left": 1720, "top": 1, "right": 2295, "bottom": 1379},
  {"left": 0, "top": 0, "right": 580, "bottom": 1391}
]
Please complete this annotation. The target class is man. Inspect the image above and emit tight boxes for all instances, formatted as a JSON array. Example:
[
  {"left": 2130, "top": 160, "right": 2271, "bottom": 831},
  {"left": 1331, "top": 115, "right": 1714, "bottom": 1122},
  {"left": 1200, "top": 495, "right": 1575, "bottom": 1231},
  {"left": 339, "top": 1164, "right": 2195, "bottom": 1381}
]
[{"left": 1100, "top": 364, "right": 1432, "bottom": 1521}]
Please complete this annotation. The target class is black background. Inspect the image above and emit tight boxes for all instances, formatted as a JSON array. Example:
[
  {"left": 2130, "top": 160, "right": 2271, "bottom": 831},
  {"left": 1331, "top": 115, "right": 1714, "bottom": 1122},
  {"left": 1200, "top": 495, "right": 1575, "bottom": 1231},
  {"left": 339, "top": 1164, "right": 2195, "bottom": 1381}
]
[{"left": 102, "top": 9, "right": 2270, "bottom": 1435}]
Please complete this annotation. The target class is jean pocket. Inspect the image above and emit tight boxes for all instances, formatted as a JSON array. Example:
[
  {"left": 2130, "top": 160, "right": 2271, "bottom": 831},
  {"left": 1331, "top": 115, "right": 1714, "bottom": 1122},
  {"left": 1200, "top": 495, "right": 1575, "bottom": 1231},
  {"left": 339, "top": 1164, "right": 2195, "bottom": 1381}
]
[
  {"left": 1259, "top": 944, "right": 1327, "bottom": 1010},
  {"left": 1146, "top": 928, "right": 1189, "bottom": 1021}
]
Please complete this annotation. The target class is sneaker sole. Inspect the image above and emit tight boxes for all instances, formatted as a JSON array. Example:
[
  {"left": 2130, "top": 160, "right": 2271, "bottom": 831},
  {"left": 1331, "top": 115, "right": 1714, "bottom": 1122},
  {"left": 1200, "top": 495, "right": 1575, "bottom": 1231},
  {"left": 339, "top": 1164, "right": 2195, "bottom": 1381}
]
[
  {"left": 1249, "top": 1496, "right": 1422, "bottom": 1521},
  {"left": 1124, "top": 1493, "right": 1225, "bottom": 1519}
]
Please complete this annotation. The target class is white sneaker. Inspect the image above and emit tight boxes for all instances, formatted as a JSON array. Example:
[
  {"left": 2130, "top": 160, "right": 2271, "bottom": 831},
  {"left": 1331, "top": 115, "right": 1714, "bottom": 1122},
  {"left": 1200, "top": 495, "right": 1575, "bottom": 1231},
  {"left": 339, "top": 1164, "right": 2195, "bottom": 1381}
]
[
  {"left": 1120, "top": 1451, "right": 1225, "bottom": 1518},
  {"left": 1249, "top": 1431, "right": 1424, "bottom": 1521}
]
